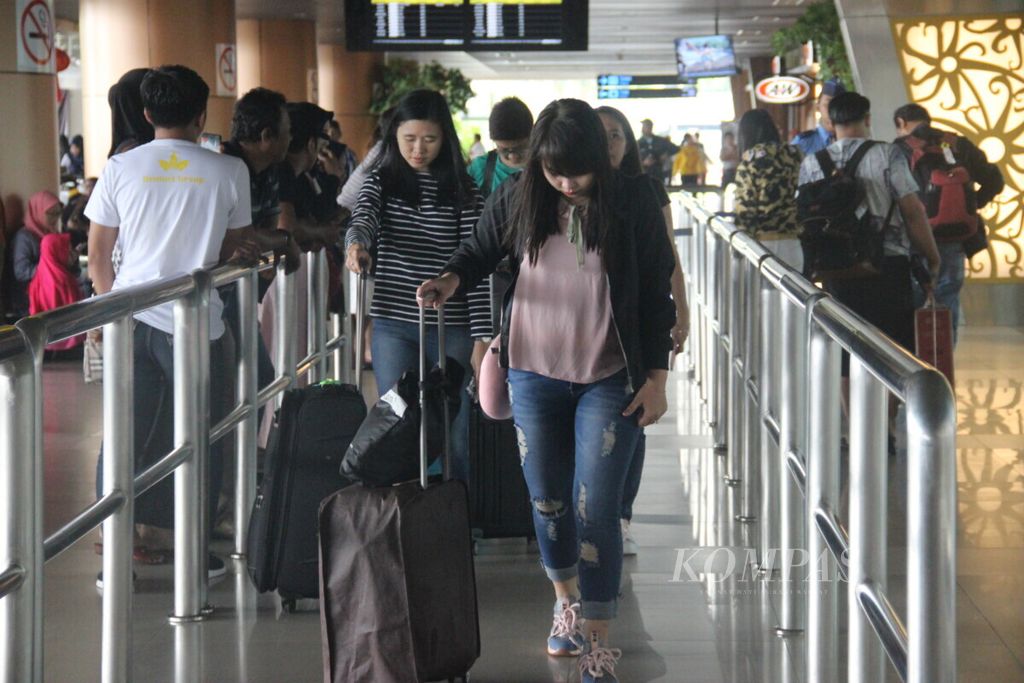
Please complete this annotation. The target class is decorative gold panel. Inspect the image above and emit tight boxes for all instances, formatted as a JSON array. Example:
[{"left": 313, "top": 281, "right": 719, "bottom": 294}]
[{"left": 892, "top": 16, "right": 1024, "bottom": 280}]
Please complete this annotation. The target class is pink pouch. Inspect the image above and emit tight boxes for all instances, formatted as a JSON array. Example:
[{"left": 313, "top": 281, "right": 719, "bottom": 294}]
[{"left": 479, "top": 337, "right": 512, "bottom": 420}]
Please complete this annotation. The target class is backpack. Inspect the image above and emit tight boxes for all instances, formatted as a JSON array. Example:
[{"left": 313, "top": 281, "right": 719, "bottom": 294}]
[
  {"left": 900, "top": 131, "right": 978, "bottom": 242},
  {"left": 481, "top": 150, "right": 499, "bottom": 199},
  {"left": 797, "top": 141, "right": 888, "bottom": 280}
]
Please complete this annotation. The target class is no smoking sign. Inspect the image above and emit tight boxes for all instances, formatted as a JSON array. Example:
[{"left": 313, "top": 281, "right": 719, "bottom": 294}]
[
  {"left": 17, "top": 0, "right": 55, "bottom": 73},
  {"left": 216, "top": 43, "right": 237, "bottom": 97}
]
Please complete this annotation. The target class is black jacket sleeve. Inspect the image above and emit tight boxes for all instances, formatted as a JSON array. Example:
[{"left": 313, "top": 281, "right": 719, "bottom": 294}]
[
  {"left": 959, "top": 137, "right": 1004, "bottom": 208},
  {"left": 444, "top": 176, "right": 517, "bottom": 294},
  {"left": 630, "top": 176, "right": 677, "bottom": 372}
]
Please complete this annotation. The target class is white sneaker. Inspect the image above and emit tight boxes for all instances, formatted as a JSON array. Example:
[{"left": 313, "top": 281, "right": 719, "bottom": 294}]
[{"left": 621, "top": 519, "right": 638, "bottom": 557}]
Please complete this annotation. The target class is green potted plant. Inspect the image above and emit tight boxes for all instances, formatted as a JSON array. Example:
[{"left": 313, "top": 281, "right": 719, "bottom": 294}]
[
  {"left": 370, "top": 58, "right": 475, "bottom": 115},
  {"left": 772, "top": 1, "right": 854, "bottom": 88}
]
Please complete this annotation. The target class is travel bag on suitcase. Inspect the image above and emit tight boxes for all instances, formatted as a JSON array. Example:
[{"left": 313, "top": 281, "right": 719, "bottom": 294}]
[
  {"left": 246, "top": 381, "right": 366, "bottom": 605},
  {"left": 319, "top": 303, "right": 480, "bottom": 683}
]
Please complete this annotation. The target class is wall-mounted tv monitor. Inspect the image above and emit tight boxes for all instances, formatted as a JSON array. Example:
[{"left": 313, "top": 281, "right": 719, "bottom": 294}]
[
  {"left": 674, "top": 35, "right": 737, "bottom": 79},
  {"left": 345, "top": 0, "right": 588, "bottom": 52}
]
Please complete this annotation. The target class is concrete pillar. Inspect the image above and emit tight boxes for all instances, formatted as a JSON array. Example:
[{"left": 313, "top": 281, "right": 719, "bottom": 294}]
[
  {"left": 317, "top": 45, "right": 381, "bottom": 158},
  {"left": 236, "top": 19, "right": 318, "bottom": 103},
  {"left": 0, "top": 0, "right": 59, "bottom": 213},
  {"left": 79, "top": 0, "right": 236, "bottom": 176}
]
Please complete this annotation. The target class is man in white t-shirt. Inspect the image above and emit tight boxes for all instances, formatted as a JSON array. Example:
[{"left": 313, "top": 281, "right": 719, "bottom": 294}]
[{"left": 86, "top": 65, "right": 256, "bottom": 583}]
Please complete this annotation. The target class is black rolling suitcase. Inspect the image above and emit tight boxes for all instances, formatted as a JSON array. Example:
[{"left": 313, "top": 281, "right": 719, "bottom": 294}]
[
  {"left": 246, "top": 381, "right": 366, "bottom": 604},
  {"left": 468, "top": 270, "right": 534, "bottom": 539},
  {"left": 467, "top": 402, "right": 534, "bottom": 538},
  {"left": 319, "top": 304, "right": 479, "bottom": 683}
]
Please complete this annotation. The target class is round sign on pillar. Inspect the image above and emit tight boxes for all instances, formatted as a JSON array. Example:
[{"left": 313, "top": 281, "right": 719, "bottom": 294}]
[
  {"left": 754, "top": 76, "right": 812, "bottom": 105},
  {"left": 215, "top": 43, "right": 237, "bottom": 97},
  {"left": 17, "top": 0, "right": 55, "bottom": 74}
]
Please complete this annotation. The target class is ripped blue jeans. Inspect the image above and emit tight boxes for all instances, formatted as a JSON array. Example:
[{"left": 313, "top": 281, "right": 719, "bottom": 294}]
[{"left": 507, "top": 368, "right": 641, "bottom": 620}]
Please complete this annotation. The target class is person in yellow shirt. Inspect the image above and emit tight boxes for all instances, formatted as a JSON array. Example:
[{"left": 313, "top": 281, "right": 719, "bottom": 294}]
[{"left": 672, "top": 134, "right": 701, "bottom": 185}]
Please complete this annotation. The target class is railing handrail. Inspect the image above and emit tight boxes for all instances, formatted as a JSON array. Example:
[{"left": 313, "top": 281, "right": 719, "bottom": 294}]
[
  {"left": 676, "top": 190, "right": 957, "bottom": 683},
  {"left": 0, "top": 259, "right": 278, "bottom": 360},
  {"left": 0, "top": 247, "right": 352, "bottom": 683}
]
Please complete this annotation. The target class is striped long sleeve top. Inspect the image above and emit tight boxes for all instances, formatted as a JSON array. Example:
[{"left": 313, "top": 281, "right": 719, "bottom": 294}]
[{"left": 345, "top": 170, "right": 492, "bottom": 338}]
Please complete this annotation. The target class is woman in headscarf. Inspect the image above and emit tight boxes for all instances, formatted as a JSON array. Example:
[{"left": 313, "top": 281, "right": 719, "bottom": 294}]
[
  {"left": 107, "top": 68, "right": 154, "bottom": 157},
  {"left": 29, "top": 232, "right": 85, "bottom": 349},
  {"left": 9, "top": 191, "right": 62, "bottom": 317}
]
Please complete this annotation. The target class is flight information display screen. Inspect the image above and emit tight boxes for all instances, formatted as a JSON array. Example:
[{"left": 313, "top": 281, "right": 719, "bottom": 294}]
[{"left": 345, "top": 0, "right": 588, "bottom": 51}]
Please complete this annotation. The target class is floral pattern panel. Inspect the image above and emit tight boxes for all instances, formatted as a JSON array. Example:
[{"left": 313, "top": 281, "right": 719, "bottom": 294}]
[{"left": 892, "top": 16, "right": 1024, "bottom": 280}]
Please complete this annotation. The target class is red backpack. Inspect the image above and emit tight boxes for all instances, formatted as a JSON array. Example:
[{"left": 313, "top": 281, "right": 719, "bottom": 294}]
[{"left": 900, "top": 131, "right": 978, "bottom": 242}]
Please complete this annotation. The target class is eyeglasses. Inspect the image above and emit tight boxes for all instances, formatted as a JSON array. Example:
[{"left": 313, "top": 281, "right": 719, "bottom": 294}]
[{"left": 496, "top": 145, "right": 528, "bottom": 161}]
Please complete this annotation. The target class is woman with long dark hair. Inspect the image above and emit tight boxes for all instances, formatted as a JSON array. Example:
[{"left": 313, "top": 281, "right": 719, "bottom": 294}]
[
  {"left": 417, "top": 99, "right": 676, "bottom": 683},
  {"left": 596, "top": 106, "right": 689, "bottom": 557},
  {"left": 345, "top": 89, "right": 490, "bottom": 482},
  {"left": 733, "top": 108, "right": 803, "bottom": 270}
]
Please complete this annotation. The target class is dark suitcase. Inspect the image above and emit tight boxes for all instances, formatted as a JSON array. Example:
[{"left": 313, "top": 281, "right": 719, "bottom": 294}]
[
  {"left": 468, "top": 402, "right": 534, "bottom": 538},
  {"left": 319, "top": 304, "right": 479, "bottom": 683},
  {"left": 246, "top": 381, "right": 366, "bottom": 602},
  {"left": 468, "top": 270, "right": 534, "bottom": 539}
]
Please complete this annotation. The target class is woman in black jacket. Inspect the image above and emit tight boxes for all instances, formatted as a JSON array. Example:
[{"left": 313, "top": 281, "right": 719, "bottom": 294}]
[{"left": 417, "top": 99, "right": 675, "bottom": 683}]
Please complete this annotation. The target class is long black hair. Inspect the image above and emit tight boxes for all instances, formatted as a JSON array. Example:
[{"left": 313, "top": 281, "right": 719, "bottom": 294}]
[
  {"left": 509, "top": 99, "right": 614, "bottom": 265},
  {"left": 737, "top": 109, "right": 780, "bottom": 155},
  {"left": 375, "top": 89, "right": 474, "bottom": 208},
  {"left": 595, "top": 105, "right": 641, "bottom": 176},
  {"left": 107, "top": 68, "right": 154, "bottom": 157}
]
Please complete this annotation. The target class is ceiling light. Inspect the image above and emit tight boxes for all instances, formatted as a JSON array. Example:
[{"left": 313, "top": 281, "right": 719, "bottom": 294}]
[{"left": 752, "top": 16, "right": 760, "bottom": 21}]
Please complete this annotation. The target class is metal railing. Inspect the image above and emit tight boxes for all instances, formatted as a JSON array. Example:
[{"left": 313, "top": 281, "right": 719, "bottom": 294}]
[
  {"left": 0, "top": 248, "right": 352, "bottom": 683},
  {"left": 676, "top": 193, "right": 957, "bottom": 683}
]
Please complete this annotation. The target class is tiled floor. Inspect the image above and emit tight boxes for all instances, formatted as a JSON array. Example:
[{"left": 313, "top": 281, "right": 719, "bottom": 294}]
[{"left": 34, "top": 326, "right": 1024, "bottom": 681}]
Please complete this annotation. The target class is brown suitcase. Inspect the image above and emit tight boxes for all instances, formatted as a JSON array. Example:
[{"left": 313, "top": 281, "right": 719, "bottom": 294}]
[
  {"left": 914, "top": 300, "right": 955, "bottom": 387},
  {"left": 318, "top": 303, "right": 479, "bottom": 683}
]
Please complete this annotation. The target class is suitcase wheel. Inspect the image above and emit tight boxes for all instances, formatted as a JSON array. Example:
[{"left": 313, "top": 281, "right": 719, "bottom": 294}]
[{"left": 282, "top": 598, "right": 296, "bottom": 613}]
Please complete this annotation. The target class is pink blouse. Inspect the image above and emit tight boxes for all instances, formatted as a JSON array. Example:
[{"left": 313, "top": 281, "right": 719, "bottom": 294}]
[{"left": 507, "top": 201, "right": 626, "bottom": 383}]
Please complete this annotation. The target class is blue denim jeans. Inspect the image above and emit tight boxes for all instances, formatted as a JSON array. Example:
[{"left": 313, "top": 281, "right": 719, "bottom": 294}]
[
  {"left": 507, "top": 368, "right": 642, "bottom": 620},
  {"left": 370, "top": 316, "right": 474, "bottom": 482},
  {"left": 621, "top": 433, "right": 646, "bottom": 522},
  {"left": 912, "top": 242, "right": 966, "bottom": 345}
]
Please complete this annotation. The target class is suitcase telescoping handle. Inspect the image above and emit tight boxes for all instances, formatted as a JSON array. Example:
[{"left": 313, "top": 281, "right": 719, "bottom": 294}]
[
  {"left": 354, "top": 273, "right": 367, "bottom": 392},
  {"left": 418, "top": 299, "right": 451, "bottom": 488}
]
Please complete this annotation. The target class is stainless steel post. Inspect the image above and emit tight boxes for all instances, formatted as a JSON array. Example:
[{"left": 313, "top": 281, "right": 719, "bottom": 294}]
[
  {"left": 807, "top": 319, "right": 841, "bottom": 682},
  {"left": 905, "top": 372, "right": 956, "bottom": 683},
  {"left": 691, "top": 210, "right": 705, "bottom": 395},
  {"left": 307, "top": 250, "right": 328, "bottom": 381},
  {"left": 738, "top": 260, "right": 760, "bottom": 523},
  {"left": 776, "top": 294, "right": 806, "bottom": 634},
  {"left": 848, "top": 357, "right": 887, "bottom": 682},
  {"left": 725, "top": 249, "right": 744, "bottom": 485},
  {"left": 232, "top": 272, "right": 258, "bottom": 559},
  {"left": 0, "top": 334, "right": 42, "bottom": 683},
  {"left": 711, "top": 234, "right": 729, "bottom": 451},
  {"left": 275, "top": 262, "right": 297, "bottom": 400},
  {"left": 354, "top": 274, "right": 366, "bottom": 392},
  {"left": 101, "top": 315, "right": 134, "bottom": 682},
  {"left": 758, "top": 282, "right": 780, "bottom": 573},
  {"left": 331, "top": 313, "right": 345, "bottom": 383},
  {"left": 170, "top": 274, "right": 207, "bottom": 624}
]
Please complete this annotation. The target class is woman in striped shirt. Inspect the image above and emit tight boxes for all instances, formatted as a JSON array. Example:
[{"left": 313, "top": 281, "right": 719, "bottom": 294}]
[{"left": 345, "top": 89, "right": 490, "bottom": 482}]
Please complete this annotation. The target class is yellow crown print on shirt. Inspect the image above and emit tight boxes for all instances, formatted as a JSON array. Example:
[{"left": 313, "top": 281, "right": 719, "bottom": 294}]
[{"left": 159, "top": 152, "right": 189, "bottom": 172}]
